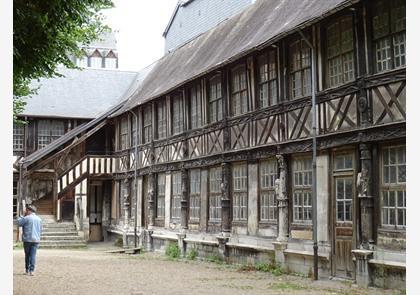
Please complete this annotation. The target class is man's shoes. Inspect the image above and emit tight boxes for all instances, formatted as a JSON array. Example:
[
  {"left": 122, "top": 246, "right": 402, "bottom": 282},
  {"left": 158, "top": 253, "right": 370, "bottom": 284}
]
[{"left": 29, "top": 272, "right": 34, "bottom": 276}]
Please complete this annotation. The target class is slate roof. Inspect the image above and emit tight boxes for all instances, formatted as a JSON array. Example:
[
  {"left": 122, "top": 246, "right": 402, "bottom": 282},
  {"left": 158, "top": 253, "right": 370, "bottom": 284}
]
[
  {"left": 116, "top": 0, "right": 353, "bottom": 115},
  {"left": 21, "top": 67, "right": 138, "bottom": 119}
]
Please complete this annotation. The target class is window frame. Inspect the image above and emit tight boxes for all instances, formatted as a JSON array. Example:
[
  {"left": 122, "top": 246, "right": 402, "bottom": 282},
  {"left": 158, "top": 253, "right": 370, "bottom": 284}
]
[
  {"left": 37, "top": 119, "right": 65, "bottom": 149},
  {"left": 259, "top": 159, "right": 278, "bottom": 223},
  {"left": 291, "top": 156, "right": 313, "bottom": 224},
  {"left": 288, "top": 36, "right": 312, "bottom": 100},
  {"left": 257, "top": 49, "right": 279, "bottom": 108},
  {"left": 209, "top": 166, "right": 222, "bottom": 222},
  {"left": 142, "top": 104, "right": 153, "bottom": 144},
  {"left": 156, "top": 99, "right": 167, "bottom": 140},
  {"left": 232, "top": 163, "right": 248, "bottom": 222},
  {"left": 324, "top": 14, "right": 356, "bottom": 88},
  {"left": 370, "top": 0, "right": 406, "bottom": 73},
  {"left": 157, "top": 173, "right": 166, "bottom": 219},
  {"left": 189, "top": 169, "right": 201, "bottom": 222},
  {"left": 189, "top": 83, "right": 203, "bottom": 130},
  {"left": 230, "top": 64, "right": 249, "bottom": 117},
  {"left": 13, "top": 123, "right": 25, "bottom": 151},
  {"left": 380, "top": 145, "right": 406, "bottom": 229},
  {"left": 208, "top": 74, "right": 223, "bottom": 123},
  {"left": 171, "top": 172, "right": 182, "bottom": 221},
  {"left": 119, "top": 116, "right": 129, "bottom": 150},
  {"left": 172, "top": 93, "right": 184, "bottom": 135}
]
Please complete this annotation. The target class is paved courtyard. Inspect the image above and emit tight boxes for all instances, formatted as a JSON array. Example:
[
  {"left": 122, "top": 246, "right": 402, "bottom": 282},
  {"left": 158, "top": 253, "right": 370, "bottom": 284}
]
[{"left": 13, "top": 246, "right": 401, "bottom": 295}]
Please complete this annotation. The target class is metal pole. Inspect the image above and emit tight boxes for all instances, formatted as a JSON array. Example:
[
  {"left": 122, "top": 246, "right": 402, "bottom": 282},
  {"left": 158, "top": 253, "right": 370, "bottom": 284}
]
[
  {"left": 298, "top": 29, "right": 318, "bottom": 280},
  {"left": 129, "top": 110, "right": 139, "bottom": 248}
]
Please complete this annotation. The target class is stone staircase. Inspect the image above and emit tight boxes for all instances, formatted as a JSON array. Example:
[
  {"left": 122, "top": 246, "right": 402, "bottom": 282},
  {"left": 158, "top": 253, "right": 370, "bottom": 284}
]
[{"left": 40, "top": 215, "right": 87, "bottom": 249}]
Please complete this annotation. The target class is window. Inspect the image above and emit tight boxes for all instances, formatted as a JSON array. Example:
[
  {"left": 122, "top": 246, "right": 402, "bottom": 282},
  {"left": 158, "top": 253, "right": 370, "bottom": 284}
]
[
  {"left": 190, "top": 84, "right": 203, "bottom": 129},
  {"left": 209, "top": 75, "right": 223, "bottom": 123},
  {"left": 105, "top": 57, "right": 117, "bottom": 69},
  {"left": 171, "top": 172, "right": 182, "bottom": 220},
  {"left": 157, "top": 100, "right": 167, "bottom": 139},
  {"left": 258, "top": 50, "right": 278, "bottom": 107},
  {"left": 38, "top": 120, "right": 65, "bottom": 149},
  {"left": 131, "top": 113, "right": 138, "bottom": 147},
  {"left": 13, "top": 181, "right": 18, "bottom": 217},
  {"left": 90, "top": 56, "right": 103, "bottom": 68},
  {"left": 119, "top": 117, "right": 129, "bottom": 150},
  {"left": 232, "top": 163, "right": 248, "bottom": 221},
  {"left": 289, "top": 39, "right": 311, "bottom": 99},
  {"left": 372, "top": 0, "right": 406, "bottom": 72},
  {"left": 172, "top": 94, "right": 184, "bottom": 134},
  {"left": 292, "top": 157, "right": 312, "bottom": 223},
  {"left": 231, "top": 65, "right": 248, "bottom": 116},
  {"left": 157, "top": 173, "right": 166, "bottom": 218},
  {"left": 326, "top": 15, "right": 355, "bottom": 87},
  {"left": 118, "top": 180, "right": 127, "bottom": 219},
  {"left": 143, "top": 105, "right": 152, "bottom": 144},
  {"left": 381, "top": 146, "right": 405, "bottom": 227},
  {"left": 13, "top": 123, "right": 24, "bottom": 151},
  {"left": 333, "top": 153, "right": 354, "bottom": 223},
  {"left": 209, "top": 167, "right": 222, "bottom": 221},
  {"left": 259, "top": 160, "right": 277, "bottom": 222},
  {"left": 189, "top": 169, "right": 201, "bottom": 221}
]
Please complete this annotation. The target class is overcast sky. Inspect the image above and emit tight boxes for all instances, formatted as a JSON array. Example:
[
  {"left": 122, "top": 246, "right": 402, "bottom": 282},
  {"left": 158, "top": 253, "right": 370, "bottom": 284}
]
[{"left": 102, "top": 0, "right": 179, "bottom": 71}]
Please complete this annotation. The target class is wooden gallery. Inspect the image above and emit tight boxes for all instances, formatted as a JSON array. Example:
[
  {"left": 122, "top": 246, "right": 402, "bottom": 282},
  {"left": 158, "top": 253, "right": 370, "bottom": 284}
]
[{"left": 15, "top": 0, "right": 406, "bottom": 289}]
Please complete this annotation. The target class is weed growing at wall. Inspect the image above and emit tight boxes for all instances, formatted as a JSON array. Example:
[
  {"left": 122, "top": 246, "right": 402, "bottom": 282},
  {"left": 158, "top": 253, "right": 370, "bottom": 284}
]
[
  {"left": 186, "top": 248, "right": 198, "bottom": 260},
  {"left": 165, "top": 243, "right": 181, "bottom": 259}
]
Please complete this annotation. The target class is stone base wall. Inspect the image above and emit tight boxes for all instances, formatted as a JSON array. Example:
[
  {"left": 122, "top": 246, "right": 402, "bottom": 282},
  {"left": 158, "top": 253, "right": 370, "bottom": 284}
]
[{"left": 369, "top": 264, "right": 406, "bottom": 290}]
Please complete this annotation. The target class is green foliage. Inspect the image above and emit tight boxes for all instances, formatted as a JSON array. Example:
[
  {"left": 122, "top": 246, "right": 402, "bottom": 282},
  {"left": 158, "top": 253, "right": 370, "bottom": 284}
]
[
  {"left": 255, "top": 262, "right": 285, "bottom": 276},
  {"left": 186, "top": 248, "right": 198, "bottom": 260},
  {"left": 165, "top": 243, "right": 181, "bottom": 259},
  {"left": 206, "top": 254, "right": 223, "bottom": 264},
  {"left": 268, "top": 281, "right": 307, "bottom": 291},
  {"left": 13, "top": 0, "right": 114, "bottom": 121},
  {"left": 114, "top": 237, "right": 123, "bottom": 247},
  {"left": 14, "top": 242, "right": 24, "bottom": 249}
]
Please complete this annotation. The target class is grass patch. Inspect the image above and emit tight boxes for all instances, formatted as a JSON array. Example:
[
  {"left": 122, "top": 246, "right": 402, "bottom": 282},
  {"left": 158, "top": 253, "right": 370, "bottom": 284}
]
[
  {"left": 206, "top": 254, "right": 224, "bottom": 264},
  {"left": 238, "top": 262, "right": 285, "bottom": 276},
  {"left": 165, "top": 243, "right": 181, "bottom": 259},
  {"left": 186, "top": 248, "right": 198, "bottom": 260},
  {"left": 114, "top": 237, "right": 123, "bottom": 247},
  {"left": 269, "top": 281, "right": 308, "bottom": 291}
]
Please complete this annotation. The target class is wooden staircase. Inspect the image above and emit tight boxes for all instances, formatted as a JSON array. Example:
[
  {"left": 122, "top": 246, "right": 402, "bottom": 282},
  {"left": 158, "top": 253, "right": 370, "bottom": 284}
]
[{"left": 34, "top": 196, "right": 53, "bottom": 215}]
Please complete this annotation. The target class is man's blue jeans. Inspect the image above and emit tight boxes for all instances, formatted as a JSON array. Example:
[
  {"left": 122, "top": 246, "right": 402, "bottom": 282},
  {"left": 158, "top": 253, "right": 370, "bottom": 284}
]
[{"left": 23, "top": 242, "right": 39, "bottom": 273}]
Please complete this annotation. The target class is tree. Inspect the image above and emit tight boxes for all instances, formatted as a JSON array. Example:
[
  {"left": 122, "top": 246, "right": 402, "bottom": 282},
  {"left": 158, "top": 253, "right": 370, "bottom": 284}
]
[{"left": 13, "top": 0, "right": 114, "bottom": 122}]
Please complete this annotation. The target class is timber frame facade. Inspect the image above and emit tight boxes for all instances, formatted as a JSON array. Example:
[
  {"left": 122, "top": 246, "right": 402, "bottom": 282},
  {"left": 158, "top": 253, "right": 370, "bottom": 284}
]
[{"left": 18, "top": 0, "right": 406, "bottom": 290}]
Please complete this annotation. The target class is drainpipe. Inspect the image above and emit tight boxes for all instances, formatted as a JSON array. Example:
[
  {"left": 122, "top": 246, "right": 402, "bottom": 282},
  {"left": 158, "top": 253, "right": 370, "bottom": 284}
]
[
  {"left": 128, "top": 110, "right": 139, "bottom": 248},
  {"left": 298, "top": 29, "right": 318, "bottom": 280}
]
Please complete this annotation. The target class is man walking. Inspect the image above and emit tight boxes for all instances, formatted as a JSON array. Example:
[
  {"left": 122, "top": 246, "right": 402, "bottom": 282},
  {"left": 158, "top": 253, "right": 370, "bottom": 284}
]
[{"left": 18, "top": 204, "right": 42, "bottom": 276}]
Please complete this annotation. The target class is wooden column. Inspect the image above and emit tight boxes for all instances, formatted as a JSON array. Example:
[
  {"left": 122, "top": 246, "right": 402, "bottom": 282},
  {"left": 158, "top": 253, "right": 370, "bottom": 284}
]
[
  {"left": 276, "top": 154, "right": 288, "bottom": 242},
  {"left": 358, "top": 143, "right": 374, "bottom": 249},
  {"left": 147, "top": 172, "right": 156, "bottom": 227},
  {"left": 180, "top": 168, "right": 189, "bottom": 230},
  {"left": 221, "top": 162, "right": 231, "bottom": 234}
]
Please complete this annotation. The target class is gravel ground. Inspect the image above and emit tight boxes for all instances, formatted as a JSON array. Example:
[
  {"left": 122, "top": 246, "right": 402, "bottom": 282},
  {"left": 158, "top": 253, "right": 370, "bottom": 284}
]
[{"left": 13, "top": 246, "right": 400, "bottom": 295}]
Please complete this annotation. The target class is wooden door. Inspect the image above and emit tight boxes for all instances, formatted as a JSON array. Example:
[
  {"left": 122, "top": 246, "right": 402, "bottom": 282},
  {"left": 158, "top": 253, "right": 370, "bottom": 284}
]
[
  {"left": 332, "top": 153, "right": 355, "bottom": 279},
  {"left": 88, "top": 184, "right": 103, "bottom": 241},
  {"left": 61, "top": 190, "right": 74, "bottom": 221}
]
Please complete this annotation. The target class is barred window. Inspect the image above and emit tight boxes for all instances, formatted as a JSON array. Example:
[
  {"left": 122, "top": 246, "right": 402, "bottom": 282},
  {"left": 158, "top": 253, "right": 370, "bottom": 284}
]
[
  {"left": 157, "top": 173, "right": 166, "bottom": 218},
  {"left": 381, "top": 146, "right": 406, "bottom": 227},
  {"left": 326, "top": 16, "right": 355, "bottom": 87},
  {"left": 172, "top": 94, "right": 184, "bottom": 134},
  {"left": 13, "top": 123, "right": 24, "bottom": 151},
  {"left": 232, "top": 163, "right": 248, "bottom": 221},
  {"left": 189, "top": 169, "right": 201, "bottom": 221},
  {"left": 143, "top": 104, "right": 152, "bottom": 144},
  {"left": 231, "top": 65, "right": 249, "bottom": 116},
  {"left": 289, "top": 39, "right": 311, "bottom": 99},
  {"left": 258, "top": 50, "right": 278, "bottom": 108},
  {"left": 190, "top": 84, "right": 203, "bottom": 129},
  {"left": 38, "top": 120, "right": 65, "bottom": 149},
  {"left": 292, "top": 157, "right": 312, "bottom": 223},
  {"left": 372, "top": 0, "right": 405, "bottom": 72},
  {"left": 119, "top": 117, "right": 129, "bottom": 150},
  {"left": 208, "top": 75, "right": 223, "bottom": 123},
  {"left": 209, "top": 167, "right": 222, "bottom": 221},
  {"left": 259, "top": 160, "right": 277, "bottom": 222},
  {"left": 157, "top": 100, "right": 167, "bottom": 139},
  {"left": 171, "top": 172, "right": 182, "bottom": 220}
]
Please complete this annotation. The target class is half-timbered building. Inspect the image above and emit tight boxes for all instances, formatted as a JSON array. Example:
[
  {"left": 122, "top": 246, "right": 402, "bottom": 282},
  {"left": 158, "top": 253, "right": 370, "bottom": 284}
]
[{"left": 17, "top": 0, "right": 406, "bottom": 289}]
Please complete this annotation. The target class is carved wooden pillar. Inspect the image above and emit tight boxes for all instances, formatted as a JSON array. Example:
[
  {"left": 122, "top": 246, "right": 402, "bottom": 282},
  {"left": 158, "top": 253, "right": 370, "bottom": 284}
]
[
  {"left": 276, "top": 154, "right": 288, "bottom": 242},
  {"left": 358, "top": 143, "right": 374, "bottom": 249},
  {"left": 180, "top": 168, "right": 189, "bottom": 230},
  {"left": 221, "top": 162, "right": 231, "bottom": 235},
  {"left": 147, "top": 172, "right": 156, "bottom": 227}
]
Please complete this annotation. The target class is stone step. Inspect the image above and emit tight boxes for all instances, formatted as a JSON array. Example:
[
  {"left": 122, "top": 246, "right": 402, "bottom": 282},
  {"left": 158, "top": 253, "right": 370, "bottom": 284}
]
[
  {"left": 41, "top": 235, "right": 84, "bottom": 241},
  {"left": 39, "top": 243, "right": 87, "bottom": 249},
  {"left": 42, "top": 224, "right": 76, "bottom": 229},
  {"left": 42, "top": 231, "right": 79, "bottom": 236},
  {"left": 40, "top": 239, "right": 87, "bottom": 245}
]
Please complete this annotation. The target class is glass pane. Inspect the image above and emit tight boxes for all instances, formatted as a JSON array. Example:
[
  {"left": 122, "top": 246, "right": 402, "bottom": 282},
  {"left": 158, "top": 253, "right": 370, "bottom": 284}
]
[
  {"left": 398, "top": 165, "right": 406, "bottom": 183},
  {"left": 336, "top": 179, "right": 344, "bottom": 199},
  {"left": 390, "top": 166, "right": 397, "bottom": 183}
]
